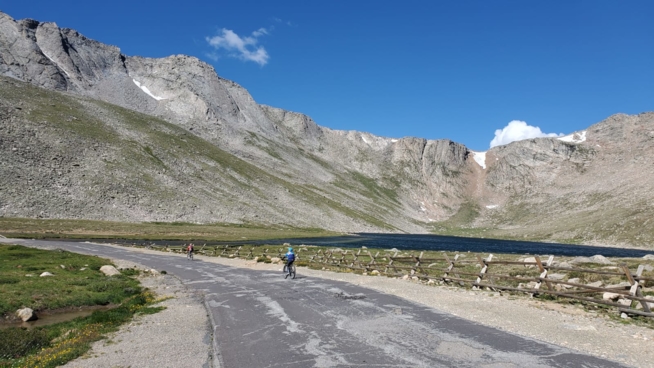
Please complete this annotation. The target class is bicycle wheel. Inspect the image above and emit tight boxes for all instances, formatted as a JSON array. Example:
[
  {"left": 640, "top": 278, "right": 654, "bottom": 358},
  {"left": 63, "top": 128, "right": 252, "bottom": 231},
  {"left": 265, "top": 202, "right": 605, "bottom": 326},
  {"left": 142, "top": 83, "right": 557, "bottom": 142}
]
[{"left": 290, "top": 264, "right": 296, "bottom": 279}]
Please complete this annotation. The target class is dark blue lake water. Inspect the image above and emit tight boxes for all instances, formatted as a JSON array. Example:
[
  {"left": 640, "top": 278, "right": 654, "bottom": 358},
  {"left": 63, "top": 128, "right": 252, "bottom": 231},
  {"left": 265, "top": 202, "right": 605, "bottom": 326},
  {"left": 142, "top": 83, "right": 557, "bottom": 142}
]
[{"left": 76, "top": 233, "right": 652, "bottom": 258}]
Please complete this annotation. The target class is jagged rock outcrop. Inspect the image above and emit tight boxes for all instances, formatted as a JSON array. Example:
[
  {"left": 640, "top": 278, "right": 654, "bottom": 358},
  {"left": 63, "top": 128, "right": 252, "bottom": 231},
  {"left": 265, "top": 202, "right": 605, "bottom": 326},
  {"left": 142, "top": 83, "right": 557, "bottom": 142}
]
[{"left": 1, "top": 11, "right": 653, "bottom": 247}]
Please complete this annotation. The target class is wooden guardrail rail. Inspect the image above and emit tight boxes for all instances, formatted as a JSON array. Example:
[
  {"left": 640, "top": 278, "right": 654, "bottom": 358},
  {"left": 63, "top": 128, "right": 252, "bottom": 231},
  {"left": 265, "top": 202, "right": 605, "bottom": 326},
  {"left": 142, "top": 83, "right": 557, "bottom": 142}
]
[{"left": 130, "top": 243, "right": 654, "bottom": 318}]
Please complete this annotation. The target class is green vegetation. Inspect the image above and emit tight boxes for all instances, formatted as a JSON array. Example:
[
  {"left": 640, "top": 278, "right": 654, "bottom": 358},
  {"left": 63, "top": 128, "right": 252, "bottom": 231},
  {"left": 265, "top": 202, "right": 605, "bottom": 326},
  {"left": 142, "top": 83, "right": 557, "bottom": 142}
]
[
  {"left": 0, "top": 245, "right": 140, "bottom": 317},
  {"left": 429, "top": 201, "right": 482, "bottom": 237},
  {"left": 0, "top": 245, "right": 162, "bottom": 367},
  {"left": 0, "top": 217, "right": 340, "bottom": 241}
]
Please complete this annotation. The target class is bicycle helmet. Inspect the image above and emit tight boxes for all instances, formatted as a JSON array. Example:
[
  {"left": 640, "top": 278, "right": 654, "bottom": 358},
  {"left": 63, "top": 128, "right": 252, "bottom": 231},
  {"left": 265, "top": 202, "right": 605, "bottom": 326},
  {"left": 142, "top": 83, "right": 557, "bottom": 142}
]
[{"left": 288, "top": 247, "right": 293, "bottom": 252}]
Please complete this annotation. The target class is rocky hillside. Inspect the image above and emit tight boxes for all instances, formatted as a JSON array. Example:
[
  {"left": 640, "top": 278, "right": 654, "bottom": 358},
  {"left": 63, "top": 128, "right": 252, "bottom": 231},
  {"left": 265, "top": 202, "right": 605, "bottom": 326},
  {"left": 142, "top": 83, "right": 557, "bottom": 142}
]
[{"left": 1, "top": 12, "right": 653, "bottom": 248}]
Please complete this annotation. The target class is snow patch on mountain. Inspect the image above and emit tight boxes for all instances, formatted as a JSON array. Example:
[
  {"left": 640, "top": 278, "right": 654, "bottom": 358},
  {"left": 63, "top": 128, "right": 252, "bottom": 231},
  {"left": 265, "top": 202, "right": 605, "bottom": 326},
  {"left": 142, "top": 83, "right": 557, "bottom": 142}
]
[
  {"left": 41, "top": 51, "right": 70, "bottom": 77},
  {"left": 471, "top": 151, "right": 487, "bottom": 169},
  {"left": 558, "top": 131, "right": 586, "bottom": 144},
  {"left": 132, "top": 79, "right": 165, "bottom": 100}
]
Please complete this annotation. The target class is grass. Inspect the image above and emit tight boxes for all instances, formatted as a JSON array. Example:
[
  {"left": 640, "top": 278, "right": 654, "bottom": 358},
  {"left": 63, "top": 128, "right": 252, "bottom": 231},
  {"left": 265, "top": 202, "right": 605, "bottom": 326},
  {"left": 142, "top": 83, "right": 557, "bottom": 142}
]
[
  {"left": 0, "top": 217, "right": 340, "bottom": 241},
  {"left": 0, "top": 245, "right": 141, "bottom": 317},
  {"left": 0, "top": 245, "right": 163, "bottom": 367}
]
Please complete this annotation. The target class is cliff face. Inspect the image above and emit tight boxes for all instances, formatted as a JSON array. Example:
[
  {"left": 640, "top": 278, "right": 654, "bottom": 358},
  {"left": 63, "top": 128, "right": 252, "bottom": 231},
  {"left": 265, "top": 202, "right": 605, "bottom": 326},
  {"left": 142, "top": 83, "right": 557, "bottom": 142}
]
[{"left": 1, "top": 12, "right": 653, "bottom": 247}]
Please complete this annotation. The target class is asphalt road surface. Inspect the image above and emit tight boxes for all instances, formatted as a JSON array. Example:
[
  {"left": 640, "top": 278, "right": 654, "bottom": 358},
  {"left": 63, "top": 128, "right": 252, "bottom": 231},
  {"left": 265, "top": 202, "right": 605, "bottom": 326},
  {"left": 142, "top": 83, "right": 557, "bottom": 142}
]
[{"left": 2, "top": 239, "right": 628, "bottom": 368}]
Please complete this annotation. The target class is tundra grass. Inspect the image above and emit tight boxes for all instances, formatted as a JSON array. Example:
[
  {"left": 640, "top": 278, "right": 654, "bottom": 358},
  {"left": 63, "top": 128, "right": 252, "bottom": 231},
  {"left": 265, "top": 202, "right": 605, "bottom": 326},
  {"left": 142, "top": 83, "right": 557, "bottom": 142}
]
[
  {"left": 0, "top": 217, "right": 340, "bottom": 242},
  {"left": 0, "top": 244, "right": 163, "bottom": 368}
]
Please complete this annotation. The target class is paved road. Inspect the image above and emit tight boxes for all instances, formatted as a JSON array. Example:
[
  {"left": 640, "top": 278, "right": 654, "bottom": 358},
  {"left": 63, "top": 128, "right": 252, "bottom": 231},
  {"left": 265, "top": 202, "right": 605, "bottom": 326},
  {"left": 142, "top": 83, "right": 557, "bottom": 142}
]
[{"left": 2, "top": 239, "right": 627, "bottom": 368}]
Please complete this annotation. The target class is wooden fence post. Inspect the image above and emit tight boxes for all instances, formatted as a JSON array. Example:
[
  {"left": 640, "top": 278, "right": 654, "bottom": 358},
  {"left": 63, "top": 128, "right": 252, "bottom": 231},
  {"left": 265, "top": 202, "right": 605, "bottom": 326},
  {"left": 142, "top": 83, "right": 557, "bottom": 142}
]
[
  {"left": 622, "top": 264, "right": 651, "bottom": 313},
  {"left": 534, "top": 255, "right": 554, "bottom": 292},
  {"left": 474, "top": 254, "right": 493, "bottom": 290},
  {"left": 443, "top": 253, "right": 460, "bottom": 284}
]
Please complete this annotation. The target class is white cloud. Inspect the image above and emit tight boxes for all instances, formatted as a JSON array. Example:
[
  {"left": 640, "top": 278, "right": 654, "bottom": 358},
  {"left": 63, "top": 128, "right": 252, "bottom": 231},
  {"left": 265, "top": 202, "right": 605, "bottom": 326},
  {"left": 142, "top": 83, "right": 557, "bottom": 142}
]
[
  {"left": 206, "top": 28, "right": 270, "bottom": 66},
  {"left": 489, "top": 120, "right": 563, "bottom": 148}
]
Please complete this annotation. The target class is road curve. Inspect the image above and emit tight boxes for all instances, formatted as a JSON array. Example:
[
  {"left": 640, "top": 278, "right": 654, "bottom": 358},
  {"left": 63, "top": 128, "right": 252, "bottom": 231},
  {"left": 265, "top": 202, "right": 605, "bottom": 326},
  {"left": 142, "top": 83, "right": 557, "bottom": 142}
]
[{"left": 2, "top": 239, "right": 627, "bottom": 368}]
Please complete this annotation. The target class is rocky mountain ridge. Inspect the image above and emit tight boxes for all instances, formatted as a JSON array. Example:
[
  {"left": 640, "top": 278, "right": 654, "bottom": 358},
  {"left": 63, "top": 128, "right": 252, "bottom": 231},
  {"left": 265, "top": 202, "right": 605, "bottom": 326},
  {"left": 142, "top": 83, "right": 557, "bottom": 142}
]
[{"left": 1, "top": 12, "right": 653, "bottom": 248}]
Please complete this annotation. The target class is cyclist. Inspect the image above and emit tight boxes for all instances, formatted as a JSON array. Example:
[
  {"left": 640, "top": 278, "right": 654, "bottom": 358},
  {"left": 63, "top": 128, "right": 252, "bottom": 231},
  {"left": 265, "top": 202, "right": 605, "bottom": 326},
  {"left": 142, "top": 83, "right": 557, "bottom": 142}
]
[
  {"left": 187, "top": 243, "right": 194, "bottom": 259},
  {"left": 284, "top": 247, "right": 295, "bottom": 275}
]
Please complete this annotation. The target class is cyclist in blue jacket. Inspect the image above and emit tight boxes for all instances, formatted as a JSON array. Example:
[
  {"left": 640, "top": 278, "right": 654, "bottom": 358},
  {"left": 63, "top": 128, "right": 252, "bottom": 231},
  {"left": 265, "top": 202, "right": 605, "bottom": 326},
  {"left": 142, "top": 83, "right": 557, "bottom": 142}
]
[{"left": 284, "top": 247, "right": 295, "bottom": 274}]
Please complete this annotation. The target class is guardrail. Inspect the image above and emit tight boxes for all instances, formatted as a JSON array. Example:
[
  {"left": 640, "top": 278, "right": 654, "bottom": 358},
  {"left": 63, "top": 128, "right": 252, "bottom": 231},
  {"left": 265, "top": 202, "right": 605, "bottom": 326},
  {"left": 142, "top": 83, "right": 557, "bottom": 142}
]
[{"left": 132, "top": 243, "right": 654, "bottom": 318}]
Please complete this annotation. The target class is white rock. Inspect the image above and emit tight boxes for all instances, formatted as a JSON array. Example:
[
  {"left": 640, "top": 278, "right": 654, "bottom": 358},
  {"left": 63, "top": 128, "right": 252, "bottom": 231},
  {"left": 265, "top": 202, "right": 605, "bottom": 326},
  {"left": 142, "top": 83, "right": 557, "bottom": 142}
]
[
  {"left": 401, "top": 275, "right": 410, "bottom": 280},
  {"left": 523, "top": 257, "right": 536, "bottom": 268},
  {"left": 427, "top": 280, "right": 435, "bottom": 285},
  {"left": 411, "top": 276, "right": 419, "bottom": 281},
  {"left": 25, "top": 274, "right": 33, "bottom": 277},
  {"left": 605, "top": 282, "right": 631, "bottom": 289},
  {"left": 621, "top": 312, "right": 630, "bottom": 319},
  {"left": 567, "top": 278, "right": 580, "bottom": 284},
  {"left": 60, "top": 265, "right": 66, "bottom": 269},
  {"left": 16, "top": 307, "right": 37, "bottom": 322},
  {"left": 270, "top": 257, "right": 281, "bottom": 264},
  {"left": 39, "top": 272, "right": 54, "bottom": 277},
  {"left": 149, "top": 269, "right": 160, "bottom": 275},
  {"left": 79, "top": 267, "right": 87, "bottom": 271},
  {"left": 370, "top": 270, "right": 380, "bottom": 276},
  {"left": 591, "top": 255, "right": 615, "bottom": 264},
  {"left": 642, "top": 254, "right": 654, "bottom": 260},
  {"left": 586, "top": 281, "right": 603, "bottom": 288},
  {"left": 99, "top": 265, "right": 121, "bottom": 276},
  {"left": 547, "top": 273, "right": 566, "bottom": 281},
  {"left": 617, "top": 298, "right": 632, "bottom": 307},
  {"left": 603, "top": 292, "right": 621, "bottom": 301}
]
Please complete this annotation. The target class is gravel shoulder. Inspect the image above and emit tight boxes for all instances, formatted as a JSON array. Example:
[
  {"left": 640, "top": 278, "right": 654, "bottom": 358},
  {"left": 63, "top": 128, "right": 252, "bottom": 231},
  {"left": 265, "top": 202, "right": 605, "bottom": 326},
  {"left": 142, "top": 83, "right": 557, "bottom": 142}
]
[{"left": 63, "top": 258, "right": 213, "bottom": 368}]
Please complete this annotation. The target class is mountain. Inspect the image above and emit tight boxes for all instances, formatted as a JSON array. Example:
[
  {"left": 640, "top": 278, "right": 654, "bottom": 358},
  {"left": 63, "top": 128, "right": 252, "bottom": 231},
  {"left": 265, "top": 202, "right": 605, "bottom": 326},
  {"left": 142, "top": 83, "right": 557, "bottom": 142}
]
[{"left": 1, "top": 12, "right": 653, "bottom": 248}]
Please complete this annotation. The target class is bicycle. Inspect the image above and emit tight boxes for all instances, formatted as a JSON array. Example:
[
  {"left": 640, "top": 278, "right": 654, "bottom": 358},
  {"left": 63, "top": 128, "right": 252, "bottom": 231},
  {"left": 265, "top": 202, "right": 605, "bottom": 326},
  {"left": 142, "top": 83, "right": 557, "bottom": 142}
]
[
  {"left": 282, "top": 257, "right": 296, "bottom": 279},
  {"left": 187, "top": 249, "right": 194, "bottom": 260}
]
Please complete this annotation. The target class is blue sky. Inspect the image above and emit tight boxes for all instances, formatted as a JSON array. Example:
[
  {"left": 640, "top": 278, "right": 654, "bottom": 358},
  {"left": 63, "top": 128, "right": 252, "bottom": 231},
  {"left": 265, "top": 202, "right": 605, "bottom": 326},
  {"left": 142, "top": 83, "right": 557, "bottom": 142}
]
[{"left": 3, "top": 1, "right": 653, "bottom": 151}]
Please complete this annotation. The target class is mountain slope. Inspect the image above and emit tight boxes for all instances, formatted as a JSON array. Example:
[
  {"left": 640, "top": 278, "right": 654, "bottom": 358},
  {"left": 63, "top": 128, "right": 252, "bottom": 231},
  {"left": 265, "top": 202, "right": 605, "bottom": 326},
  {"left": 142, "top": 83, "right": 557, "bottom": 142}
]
[{"left": 1, "top": 11, "right": 653, "bottom": 248}]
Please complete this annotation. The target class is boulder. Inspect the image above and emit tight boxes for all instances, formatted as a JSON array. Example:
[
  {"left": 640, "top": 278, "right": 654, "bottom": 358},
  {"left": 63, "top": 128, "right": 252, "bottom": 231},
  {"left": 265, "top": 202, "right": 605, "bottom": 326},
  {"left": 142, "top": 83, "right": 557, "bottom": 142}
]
[
  {"left": 586, "top": 281, "right": 603, "bottom": 288},
  {"left": 60, "top": 265, "right": 66, "bottom": 269},
  {"left": 602, "top": 292, "right": 621, "bottom": 301},
  {"left": 401, "top": 275, "right": 410, "bottom": 280},
  {"left": 557, "top": 261, "right": 572, "bottom": 269},
  {"left": 642, "top": 254, "right": 654, "bottom": 260},
  {"left": 547, "top": 273, "right": 566, "bottom": 281},
  {"left": 370, "top": 270, "right": 380, "bottom": 275},
  {"left": 617, "top": 298, "right": 632, "bottom": 307},
  {"left": 411, "top": 276, "right": 419, "bottom": 281},
  {"left": 427, "top": 280, "right": 435, "bottom": 285},
  {"left": 523, "top": 257, "right": 536, "bottom": 268},
  {"left": 99, "top": 265, "right": 121, "bottom": 276},
  {"left": 605, "top": 282, "right": 631, "bottom": 289},
  {"left": 16, "top": 307, "right": 37, "bottom": 322},
  {"left": 567, "top": 278, "right": 580, "bottom": 284},
  {"left": 570, "top": 255, "right": 614, "bottom": 265},
  {"left": 270, "top": 257, "right": 281, "bottom": 264},
  {"left": 589, "top": 255, "right": 614, "bottom": 265},
  {"left": 39, "top": 272, "right": 54, "bottom": 277}
]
